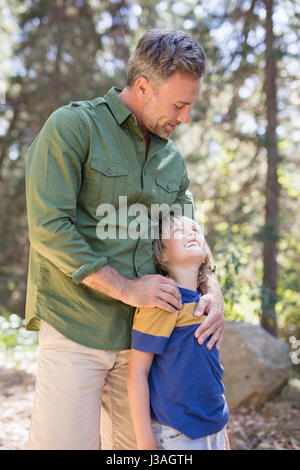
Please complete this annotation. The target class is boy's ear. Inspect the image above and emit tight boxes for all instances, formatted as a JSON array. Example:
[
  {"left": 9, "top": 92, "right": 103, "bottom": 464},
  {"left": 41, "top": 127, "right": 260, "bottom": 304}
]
[{"left": 161, "top": 251, "right": 168, "bottom": 263}]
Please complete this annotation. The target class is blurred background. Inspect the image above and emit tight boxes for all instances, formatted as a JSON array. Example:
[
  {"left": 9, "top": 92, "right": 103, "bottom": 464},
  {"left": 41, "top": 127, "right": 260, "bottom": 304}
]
[{"left": 0, "top": 0, "right": 299, "bottom": 450}]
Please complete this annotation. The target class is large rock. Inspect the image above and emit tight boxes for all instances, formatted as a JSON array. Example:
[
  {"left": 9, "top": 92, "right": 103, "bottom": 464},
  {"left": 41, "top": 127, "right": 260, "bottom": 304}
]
[{"left": 220, "top": 320, "right": 290, "bottom": 409}]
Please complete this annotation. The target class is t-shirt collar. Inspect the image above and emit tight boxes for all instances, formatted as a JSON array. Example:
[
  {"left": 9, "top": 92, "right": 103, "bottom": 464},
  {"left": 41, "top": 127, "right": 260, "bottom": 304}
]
[{"left": 177, "top": 285, "right": 202, "bottom": 305}]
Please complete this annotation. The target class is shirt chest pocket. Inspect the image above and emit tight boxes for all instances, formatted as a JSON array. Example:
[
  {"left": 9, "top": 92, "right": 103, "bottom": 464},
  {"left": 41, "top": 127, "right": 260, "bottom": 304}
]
[
  {"left": 155, "top": 176, "right": 180, "bottom": 206},
  {"left": 83, "top": 157, "right": 129, "bottom": 209}
]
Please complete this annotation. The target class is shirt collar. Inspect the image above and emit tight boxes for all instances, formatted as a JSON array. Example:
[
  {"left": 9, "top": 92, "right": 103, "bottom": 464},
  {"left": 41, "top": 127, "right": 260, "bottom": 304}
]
[
  {"left": 103, "top": 85, "right": 168, "bottom": 145},
  {"left": 177, "top": 286, "right": 202, "bottom": 306},
  {"left": 103, "top": 86, "right": 133, "bottom": 125}
]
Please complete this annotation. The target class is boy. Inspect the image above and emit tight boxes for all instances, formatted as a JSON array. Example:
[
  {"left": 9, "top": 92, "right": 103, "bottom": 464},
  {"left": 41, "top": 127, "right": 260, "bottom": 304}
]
[{"left": 127, "top": 214, "right": 230, "bottom": 450}]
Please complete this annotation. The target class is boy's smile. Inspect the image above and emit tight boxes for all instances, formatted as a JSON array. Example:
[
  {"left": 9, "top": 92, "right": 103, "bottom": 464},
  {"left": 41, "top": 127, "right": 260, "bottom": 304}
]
[
  {"left": 184, "top": 231, "right": 203, "bottom": 250},
  {"left": 185, "top": 240, "right": 200, "bottom": 249},
  {"left": 161, "top": 217, "right": 206, "bottom": 268}
]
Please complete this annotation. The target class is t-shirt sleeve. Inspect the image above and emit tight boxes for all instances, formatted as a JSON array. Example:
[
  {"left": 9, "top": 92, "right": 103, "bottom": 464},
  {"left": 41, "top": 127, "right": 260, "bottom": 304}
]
[{"left": 131, "top": 307, "right": 178, "bottom": 355}]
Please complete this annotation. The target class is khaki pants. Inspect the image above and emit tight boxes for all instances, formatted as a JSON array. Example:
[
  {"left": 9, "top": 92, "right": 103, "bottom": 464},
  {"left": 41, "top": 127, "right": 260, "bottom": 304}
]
[{"left": 26, "top": 319, "right": 137, "bottom": 450}]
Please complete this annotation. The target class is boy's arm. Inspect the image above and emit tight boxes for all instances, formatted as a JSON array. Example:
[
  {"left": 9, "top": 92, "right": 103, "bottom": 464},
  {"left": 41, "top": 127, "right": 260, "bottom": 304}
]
[
  {"left": 127, "top": 349, "right": 157, "bottom": 450},
  {"left": 128, "top": 306, "right": 177, "bottom": 449},
  {"left": 224, "top": 428, "right": 231, "bottom": 450}
]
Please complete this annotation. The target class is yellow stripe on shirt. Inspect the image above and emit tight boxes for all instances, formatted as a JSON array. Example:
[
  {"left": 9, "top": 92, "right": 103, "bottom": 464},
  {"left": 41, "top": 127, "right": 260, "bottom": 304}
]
[
  {"left": 176, "top": 303, "right": 207, "bottom": 327},
  {"left": 132, "top": 302, "right": 206, "bottom": 339}
]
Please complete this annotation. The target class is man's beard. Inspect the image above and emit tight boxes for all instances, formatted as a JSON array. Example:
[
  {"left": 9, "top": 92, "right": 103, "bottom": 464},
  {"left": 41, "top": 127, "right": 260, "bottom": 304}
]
[
  {"left": 151, "top": 122, "right": 171, "bottom": 139},
  {"left": 145, "top": 116, "right": 171, "bottom": 140}
]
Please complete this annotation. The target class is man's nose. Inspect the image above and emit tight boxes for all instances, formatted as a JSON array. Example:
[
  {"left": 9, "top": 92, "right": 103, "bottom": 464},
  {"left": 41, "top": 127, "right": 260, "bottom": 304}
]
[{"left": 177, "top": 106, "right": 191, "bottom": 124}]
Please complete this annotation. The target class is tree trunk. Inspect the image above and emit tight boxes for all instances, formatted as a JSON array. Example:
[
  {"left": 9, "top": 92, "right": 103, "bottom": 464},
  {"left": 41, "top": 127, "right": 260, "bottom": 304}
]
[{"left": 261, "top": 0, "right": 281, "bottom": 336}]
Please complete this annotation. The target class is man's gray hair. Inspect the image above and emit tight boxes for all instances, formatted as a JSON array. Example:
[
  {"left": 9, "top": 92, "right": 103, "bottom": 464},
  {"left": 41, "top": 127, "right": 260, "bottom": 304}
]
[{"left": 126, "top": 29, "right": 206, "bottom": 89}]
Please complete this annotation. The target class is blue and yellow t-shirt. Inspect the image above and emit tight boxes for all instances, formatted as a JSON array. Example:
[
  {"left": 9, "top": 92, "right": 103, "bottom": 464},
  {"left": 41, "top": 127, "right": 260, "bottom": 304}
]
[{"left": 131, "top": 286, "right": 229, "bottom": 439}]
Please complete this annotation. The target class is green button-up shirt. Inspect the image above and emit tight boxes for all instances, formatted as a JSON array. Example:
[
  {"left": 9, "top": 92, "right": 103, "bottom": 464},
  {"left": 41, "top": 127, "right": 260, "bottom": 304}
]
[{"left": 25, "top": 85, "right": 195, "bottom": 350}]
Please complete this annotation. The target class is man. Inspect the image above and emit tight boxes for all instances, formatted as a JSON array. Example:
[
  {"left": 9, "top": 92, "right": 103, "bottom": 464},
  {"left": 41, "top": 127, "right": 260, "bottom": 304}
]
[{"left": 25, "top": 29, "right": 225, "bottom": 450}]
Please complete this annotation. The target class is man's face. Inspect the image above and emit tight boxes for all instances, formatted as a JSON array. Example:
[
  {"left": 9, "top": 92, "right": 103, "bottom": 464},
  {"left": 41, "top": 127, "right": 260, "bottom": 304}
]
[{"left": 140, "top": 71, "right": 202, "bottom": 139}]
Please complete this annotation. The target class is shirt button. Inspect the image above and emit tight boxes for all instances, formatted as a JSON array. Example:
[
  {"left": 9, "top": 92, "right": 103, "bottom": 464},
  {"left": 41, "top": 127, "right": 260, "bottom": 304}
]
[
  {"left": 167, "top": 184, "right": 170, "bottom": 190},
  {"left": 106, "top": 167, "right": 112, "bottom": 174}
]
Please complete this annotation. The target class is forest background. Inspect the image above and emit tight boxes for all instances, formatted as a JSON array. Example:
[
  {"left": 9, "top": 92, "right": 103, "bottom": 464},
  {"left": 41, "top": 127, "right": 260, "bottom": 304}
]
[{"left": 0, "top": 0, "right": 299, "bottom": 359}]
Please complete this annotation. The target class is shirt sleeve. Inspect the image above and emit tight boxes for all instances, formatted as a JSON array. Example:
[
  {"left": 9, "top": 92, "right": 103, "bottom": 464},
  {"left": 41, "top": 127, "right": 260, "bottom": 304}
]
[
  {"left": 25, "top": 105, "right": 109, "bottom": 285},
  {"left": 172, "top": 151, "right": 195, "bottom": 221},
  {"left": 131, "top": 307, "right": 178, "bottom": 354}
]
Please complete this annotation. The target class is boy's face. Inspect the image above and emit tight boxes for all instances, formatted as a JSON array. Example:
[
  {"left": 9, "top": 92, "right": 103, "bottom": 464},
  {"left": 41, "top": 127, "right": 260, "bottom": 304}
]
[{"left": 162, "top": 217, "right": 206, "bottom": 268}]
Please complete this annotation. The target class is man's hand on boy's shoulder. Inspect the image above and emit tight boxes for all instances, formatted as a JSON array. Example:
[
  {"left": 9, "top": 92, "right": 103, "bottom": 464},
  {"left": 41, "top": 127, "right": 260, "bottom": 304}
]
[
  {"left": 193, "top": 287, "right": 225, "bottom": 351},
  {"left": 120, "top": 274, "right": 182, "bottom": 313}
]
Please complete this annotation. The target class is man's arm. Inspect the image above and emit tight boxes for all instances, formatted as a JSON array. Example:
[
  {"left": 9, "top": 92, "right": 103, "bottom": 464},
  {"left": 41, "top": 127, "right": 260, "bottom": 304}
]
[
  {"left": 26, "top": 105, "right": 109, "bottom": 284},
  {"left": 82, "top": 267, "right": 183, "bottom": 312},
  {"left": 194, "top": 268, "right": 225, "bottom": 350}
]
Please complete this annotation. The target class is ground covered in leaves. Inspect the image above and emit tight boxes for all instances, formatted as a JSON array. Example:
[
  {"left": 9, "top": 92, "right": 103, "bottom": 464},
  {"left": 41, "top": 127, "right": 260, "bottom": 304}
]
[
  {"left": 226, "top": 372, "right": 300, "bottom": 450},
  {"left": 0, "top": 360, "right": 299, "bottom": 450}
]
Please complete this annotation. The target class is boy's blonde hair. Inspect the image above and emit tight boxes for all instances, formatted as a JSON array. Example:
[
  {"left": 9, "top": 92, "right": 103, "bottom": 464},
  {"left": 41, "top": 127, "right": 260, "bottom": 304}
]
[{"left": 153, "top": 213, "right": 215, "bottom": 291}]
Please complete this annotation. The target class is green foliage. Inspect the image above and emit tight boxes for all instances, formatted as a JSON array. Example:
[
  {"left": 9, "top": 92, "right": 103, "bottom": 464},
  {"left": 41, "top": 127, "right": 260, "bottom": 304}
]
[
  {"left": 0, "top": 312, "right": 39, "bottom": 371},
  {"left": 0, "top": 312, "right": 38, "bottom": 349}
]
